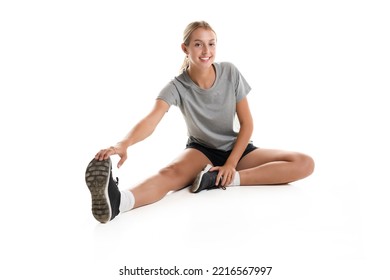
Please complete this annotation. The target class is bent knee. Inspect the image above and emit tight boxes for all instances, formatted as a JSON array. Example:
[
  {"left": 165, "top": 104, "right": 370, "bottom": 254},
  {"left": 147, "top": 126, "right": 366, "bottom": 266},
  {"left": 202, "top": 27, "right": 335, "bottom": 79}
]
[{"left": 292, "top": 153, "right": 315, "bottom": 178}]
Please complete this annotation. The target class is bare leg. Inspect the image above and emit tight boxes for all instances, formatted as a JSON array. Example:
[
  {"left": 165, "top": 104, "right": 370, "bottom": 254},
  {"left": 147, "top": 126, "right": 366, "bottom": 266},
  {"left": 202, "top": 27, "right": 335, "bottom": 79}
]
[
  {"left": 236, "top": 148, "right": 315, "bottom": 185},
  {"left": 130, "top": 148, "right": 211, "bottom": 208}
]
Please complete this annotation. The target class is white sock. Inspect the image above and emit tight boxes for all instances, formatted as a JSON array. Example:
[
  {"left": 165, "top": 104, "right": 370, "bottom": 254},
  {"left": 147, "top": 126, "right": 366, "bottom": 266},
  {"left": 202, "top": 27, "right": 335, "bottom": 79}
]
[
  {"left": 119, "top": 190, "right": 135, "bottom": 213},
  {"left": 227, "top": 171, "right": 240, "bottom": 186}
]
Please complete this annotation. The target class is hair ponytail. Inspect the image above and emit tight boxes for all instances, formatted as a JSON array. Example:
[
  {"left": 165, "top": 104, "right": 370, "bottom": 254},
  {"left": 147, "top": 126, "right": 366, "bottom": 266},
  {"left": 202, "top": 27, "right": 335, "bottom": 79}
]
[{"left": 180, "top": 56, "right": 190, "bottom": 73}]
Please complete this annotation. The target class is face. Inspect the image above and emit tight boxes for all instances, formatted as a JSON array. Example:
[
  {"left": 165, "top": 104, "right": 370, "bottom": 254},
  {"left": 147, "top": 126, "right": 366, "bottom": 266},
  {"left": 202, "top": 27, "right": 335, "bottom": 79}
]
[{"left": 182, "top": 27, "right": 217, "bottom": 71}]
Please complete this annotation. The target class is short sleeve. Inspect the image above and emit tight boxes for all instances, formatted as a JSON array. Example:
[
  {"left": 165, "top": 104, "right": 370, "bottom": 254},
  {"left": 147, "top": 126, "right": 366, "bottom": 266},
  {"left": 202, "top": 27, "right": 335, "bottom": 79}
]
[
  {"left": 157, "top": 80, "right": 181, "bottom": 107},
  {"left": 234, "top": 66, "right": 252, "bottom": 103}
]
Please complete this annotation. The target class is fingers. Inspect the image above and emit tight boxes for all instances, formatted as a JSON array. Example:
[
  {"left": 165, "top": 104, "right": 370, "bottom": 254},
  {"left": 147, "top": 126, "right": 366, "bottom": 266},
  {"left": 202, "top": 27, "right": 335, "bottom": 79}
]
[
  {"left": 94, "top": 146, "right": 116, "bottom": 161},
  {"left": 94, "top": 145, "right": 128, "bottom": 168},
  {"left": 211, "top": 166, "right": 235, "bottom": 187},
  {"left": 117, "top": 155, "right": 127, "bottom": 169},
  {"left": 218, "top": 172, "right": 233, "bottom": 186}
]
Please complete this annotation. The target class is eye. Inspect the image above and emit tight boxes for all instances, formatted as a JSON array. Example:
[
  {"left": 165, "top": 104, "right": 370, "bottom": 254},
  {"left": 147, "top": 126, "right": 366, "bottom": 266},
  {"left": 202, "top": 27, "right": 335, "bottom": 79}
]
[
  {"left": 209, "top": 43, "right": 216, "bottom": 47},
  {"left": 195, "top": 43, "right": 202, "bottom": 47}
]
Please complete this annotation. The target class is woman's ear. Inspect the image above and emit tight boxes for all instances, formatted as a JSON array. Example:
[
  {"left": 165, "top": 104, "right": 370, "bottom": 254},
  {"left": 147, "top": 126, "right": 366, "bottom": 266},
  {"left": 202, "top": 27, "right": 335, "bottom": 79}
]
[{"left": 181, "top": 43, "right": 188, "bottom": 55}]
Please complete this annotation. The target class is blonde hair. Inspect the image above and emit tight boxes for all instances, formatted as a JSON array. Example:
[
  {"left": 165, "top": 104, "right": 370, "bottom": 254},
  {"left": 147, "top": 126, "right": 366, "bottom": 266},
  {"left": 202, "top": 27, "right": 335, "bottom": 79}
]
[{"left": 180, "top": 21, "right": 217, "bottom": 73}]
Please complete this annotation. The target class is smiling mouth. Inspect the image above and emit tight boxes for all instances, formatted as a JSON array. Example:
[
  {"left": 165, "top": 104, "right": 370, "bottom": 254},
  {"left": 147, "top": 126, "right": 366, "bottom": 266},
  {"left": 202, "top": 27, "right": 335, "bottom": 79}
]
[{"left": 200, "top": 57, "right": 211, "bottom": 61}]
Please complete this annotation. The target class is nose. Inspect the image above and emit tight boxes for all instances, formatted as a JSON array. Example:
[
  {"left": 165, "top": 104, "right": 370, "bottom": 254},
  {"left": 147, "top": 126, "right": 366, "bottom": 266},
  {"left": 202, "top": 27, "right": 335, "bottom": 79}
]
[{"left": 202, "top": 45, "right": 209, "bottom": 54}]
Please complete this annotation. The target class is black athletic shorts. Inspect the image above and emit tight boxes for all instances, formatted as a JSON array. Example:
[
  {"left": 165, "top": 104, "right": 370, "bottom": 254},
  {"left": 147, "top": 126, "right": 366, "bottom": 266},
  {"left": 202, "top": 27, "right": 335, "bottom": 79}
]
[{"left": 186, "top": 142, "right": 258, "bottom": 167}]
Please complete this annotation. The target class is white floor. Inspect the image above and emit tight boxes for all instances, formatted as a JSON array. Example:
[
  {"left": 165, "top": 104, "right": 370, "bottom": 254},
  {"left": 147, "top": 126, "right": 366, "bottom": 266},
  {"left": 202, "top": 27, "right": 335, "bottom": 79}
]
[{"left": 3, "top": 153, "right": 387, "bottom": 280}]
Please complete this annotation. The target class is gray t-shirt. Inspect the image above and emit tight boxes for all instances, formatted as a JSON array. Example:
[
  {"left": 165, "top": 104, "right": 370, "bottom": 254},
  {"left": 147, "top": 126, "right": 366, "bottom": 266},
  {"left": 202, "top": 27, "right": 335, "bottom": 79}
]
[{"left": 157, "top": 62, "right": 251, "bottom": 151}]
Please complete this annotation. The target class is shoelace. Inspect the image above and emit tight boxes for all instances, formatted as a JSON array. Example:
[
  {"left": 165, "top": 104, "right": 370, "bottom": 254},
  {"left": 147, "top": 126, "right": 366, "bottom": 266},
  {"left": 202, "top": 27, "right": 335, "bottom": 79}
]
[{"left": 207, "top": 185, "right": 226, "bottom": 191}]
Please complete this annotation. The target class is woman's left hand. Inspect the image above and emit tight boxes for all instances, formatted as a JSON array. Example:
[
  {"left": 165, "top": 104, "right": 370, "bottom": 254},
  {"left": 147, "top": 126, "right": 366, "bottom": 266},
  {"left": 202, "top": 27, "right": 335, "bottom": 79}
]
[{"left": 210, "top": 164, "right": 236, "bottom": 187}]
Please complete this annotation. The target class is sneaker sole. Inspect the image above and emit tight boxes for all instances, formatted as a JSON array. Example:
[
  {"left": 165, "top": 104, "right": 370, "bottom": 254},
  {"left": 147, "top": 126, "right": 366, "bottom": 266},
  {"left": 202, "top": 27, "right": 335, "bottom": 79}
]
[
  {"left": 85, "top": 158, "right": 112, "bottom": 223},
  {"left": 190, "top": 164, "right": 212, "bottom": 193}
]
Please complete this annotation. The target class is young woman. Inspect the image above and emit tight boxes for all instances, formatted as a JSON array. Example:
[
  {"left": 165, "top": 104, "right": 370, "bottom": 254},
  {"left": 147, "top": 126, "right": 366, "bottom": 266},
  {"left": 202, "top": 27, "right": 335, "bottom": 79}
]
[{"left": 85, "top": 21, "right": 315, "bottom": 223}]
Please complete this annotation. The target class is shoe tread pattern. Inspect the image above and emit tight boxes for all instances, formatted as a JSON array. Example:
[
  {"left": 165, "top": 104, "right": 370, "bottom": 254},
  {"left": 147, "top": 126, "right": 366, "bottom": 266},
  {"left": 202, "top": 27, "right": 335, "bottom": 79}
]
[{"left": 85, "top": 159, "right": 111, "bottom": 223}]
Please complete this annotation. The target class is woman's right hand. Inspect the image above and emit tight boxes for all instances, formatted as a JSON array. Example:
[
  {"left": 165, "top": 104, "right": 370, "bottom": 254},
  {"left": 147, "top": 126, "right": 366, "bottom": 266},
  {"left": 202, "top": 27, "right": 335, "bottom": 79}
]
[{"left": 95, "top": 142, "right": 128, "bottom": 168}]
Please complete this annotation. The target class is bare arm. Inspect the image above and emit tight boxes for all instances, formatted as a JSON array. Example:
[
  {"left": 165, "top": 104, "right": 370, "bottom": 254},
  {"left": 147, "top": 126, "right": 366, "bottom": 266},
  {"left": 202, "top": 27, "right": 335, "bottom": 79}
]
[
  {"left": 225, "top": 96, "right": 254, "bottom": 167},
  {"left": 95, "top": 99, "right": 170, "bottom": 167},
  {"left": 120, "top": 99, "right": 170, "bottom": 147},
  {"left": 211, "top": 96, "right": 253, "bottom": 186}
]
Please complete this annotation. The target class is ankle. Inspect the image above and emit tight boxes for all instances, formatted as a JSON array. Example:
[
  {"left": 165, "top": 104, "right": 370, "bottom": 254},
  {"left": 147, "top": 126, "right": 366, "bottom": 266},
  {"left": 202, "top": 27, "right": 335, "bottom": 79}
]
[
  {"left": 119, "top": 190, "right": 135, "bottom": 213},
  {"left": 227, "top": 171, "right": 240, "bottom": 187}
]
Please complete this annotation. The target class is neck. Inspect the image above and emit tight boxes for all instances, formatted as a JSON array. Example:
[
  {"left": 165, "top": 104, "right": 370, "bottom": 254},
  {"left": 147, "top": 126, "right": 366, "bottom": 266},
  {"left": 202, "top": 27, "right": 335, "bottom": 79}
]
[{"left": 187, "top": 64, "right": 215, "bottom": 89}]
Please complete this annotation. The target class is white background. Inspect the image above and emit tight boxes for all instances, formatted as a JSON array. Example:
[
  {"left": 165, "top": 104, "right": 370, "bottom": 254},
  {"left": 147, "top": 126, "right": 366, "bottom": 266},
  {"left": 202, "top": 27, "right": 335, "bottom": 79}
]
[{"left": 1, "top": 0, "right": 389, "bottom": 279}]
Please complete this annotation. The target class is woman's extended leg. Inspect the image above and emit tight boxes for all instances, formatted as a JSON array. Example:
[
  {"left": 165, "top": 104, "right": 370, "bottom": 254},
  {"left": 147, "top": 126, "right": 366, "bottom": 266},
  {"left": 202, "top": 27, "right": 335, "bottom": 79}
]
[
  {"left": 236, "top": 148, "right": 314, "bottom": 185},
  {"left": 130, "top": 148, "right": 211, "bottom": 208},
  {"left": 86, "top": 148, "right": 211, "bottom": 223}
]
